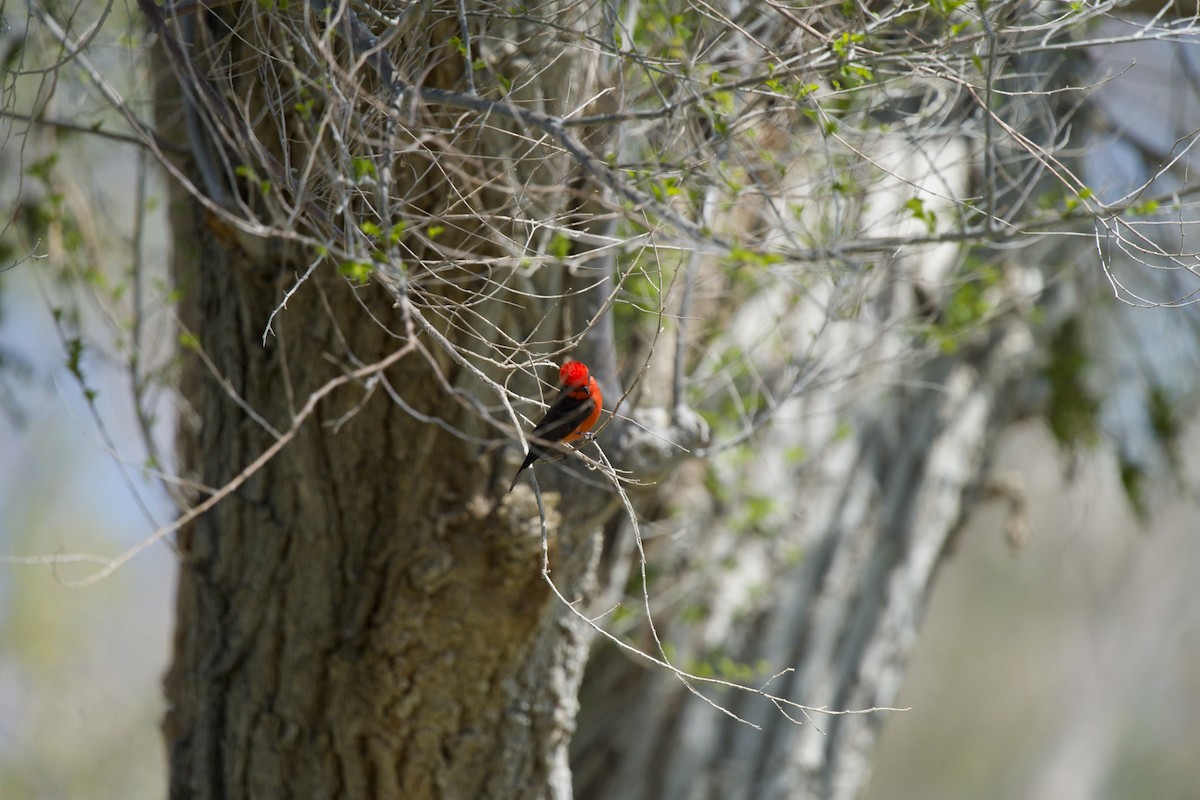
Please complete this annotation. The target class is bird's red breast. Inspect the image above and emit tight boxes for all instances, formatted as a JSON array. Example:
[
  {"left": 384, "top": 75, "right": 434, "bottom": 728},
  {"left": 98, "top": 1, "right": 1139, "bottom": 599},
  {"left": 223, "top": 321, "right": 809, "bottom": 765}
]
[{"left": 560, "top": 377, "right": 602, "bottom": 442}]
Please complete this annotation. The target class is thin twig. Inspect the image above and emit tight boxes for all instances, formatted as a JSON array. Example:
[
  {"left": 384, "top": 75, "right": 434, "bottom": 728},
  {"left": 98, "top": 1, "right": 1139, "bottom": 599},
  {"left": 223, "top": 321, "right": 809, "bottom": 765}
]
[{"left": 2, "top": 341, "right": 417, "bottom": 585}]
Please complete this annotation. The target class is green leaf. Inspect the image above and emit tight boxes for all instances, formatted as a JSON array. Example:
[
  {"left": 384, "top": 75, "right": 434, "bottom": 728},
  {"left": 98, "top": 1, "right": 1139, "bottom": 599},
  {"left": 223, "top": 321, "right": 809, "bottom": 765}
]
[
  {"left": 846, "top": 63, "right": 873, "bottom": 81},
  {"left": 905, "top": 197, "right": 937, "bottom": 233},
  {"left": 795, "top": 82, "right": 819, "bottom": 100},
  {"left": 66, "top": 337, "right": 86, "bottom": 380},
  {"left": 550, "top": 233, "right": 572, "bottom": 258},
  {"left": 830, "top": 31, "right": 863, "bottom": 57},
  {"left": 352, "top": 158, "right": 376, "bottom": 181},
  {"left": 727, "top": 246, "right": 782, "bottom": 267},
  {"left": 930, "top": 0, "right": 967, "bottom": 15},
  {"left": 339, "top": 260, "right": 374, "bottom": 284},
  {"left": 1042, "top": 318, "right": 1100, "bottom": 450},
  {"left": 26, "top": 153, "right": 59, "bottom": 183}
]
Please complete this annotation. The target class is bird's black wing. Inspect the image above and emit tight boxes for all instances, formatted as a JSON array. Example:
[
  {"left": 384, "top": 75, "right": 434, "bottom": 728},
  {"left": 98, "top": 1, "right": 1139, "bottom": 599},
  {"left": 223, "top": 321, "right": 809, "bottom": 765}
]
[
  {"left": 508, "top": 385, "right": 596, "bottom": 492},
  {"left": 529, "top": 385, "right": 595, "bottom": 444}
]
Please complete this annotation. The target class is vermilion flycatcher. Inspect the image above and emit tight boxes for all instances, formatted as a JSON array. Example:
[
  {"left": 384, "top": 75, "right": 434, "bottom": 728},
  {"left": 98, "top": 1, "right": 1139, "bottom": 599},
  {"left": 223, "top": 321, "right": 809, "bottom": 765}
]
[{"left": 509, "top": 361, "right": 602, "bottom": 492}]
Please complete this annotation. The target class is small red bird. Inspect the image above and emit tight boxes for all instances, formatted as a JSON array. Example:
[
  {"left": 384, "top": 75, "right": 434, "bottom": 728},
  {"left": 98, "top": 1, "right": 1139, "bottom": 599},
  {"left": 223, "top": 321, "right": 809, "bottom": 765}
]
[{"left": 509, "top": 360, "right": 603, "bottom": 492}]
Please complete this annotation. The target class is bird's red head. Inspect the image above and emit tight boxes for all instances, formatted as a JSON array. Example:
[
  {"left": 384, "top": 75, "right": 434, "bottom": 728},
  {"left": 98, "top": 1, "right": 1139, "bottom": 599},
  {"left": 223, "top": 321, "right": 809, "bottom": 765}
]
[{"left": 559, "top": 360, "right": 590, "bottom": 388}]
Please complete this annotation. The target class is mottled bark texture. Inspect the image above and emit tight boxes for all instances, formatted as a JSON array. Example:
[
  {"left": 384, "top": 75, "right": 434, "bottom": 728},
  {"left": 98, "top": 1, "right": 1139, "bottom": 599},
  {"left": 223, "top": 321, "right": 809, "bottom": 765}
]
[
  {"left": 160, "top": 248, "right": 601, "bottom": 799},
  {"left": 569, "top": 58, "right": 1059, "bottom": 800},
  {"left": 153, "top": 2, "right": 610, "bottom": 798},
  {"left": 573, "top": 320, "right": 1037, "bottom": 800}
]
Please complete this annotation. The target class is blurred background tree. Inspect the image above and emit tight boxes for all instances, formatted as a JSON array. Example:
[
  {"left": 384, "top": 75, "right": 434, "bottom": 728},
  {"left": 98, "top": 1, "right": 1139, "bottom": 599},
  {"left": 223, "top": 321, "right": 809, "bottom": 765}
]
[{"left": 3, "top": 1, "right": 1199, "bottom": 798}]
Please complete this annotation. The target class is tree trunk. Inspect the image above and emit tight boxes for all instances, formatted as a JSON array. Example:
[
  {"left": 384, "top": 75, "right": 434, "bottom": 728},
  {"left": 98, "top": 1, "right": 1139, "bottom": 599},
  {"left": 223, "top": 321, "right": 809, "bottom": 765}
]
[
  {"left": 159, "top": 216, "right": 610, "bottom": 799},
  {"left": 570, "top": 35, "right": 1071, "bottom": 800},
  {"left": 573, "top": 320, "right": 1037, "bottom": 799},
  {"left": 153, "top": 3, "right": 612, "bottom": 798}
]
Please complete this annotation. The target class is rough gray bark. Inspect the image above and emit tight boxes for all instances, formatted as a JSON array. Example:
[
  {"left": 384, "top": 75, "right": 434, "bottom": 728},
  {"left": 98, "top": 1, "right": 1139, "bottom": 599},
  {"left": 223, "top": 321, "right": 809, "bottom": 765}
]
[
  {"left": 574, "top": 285, "right": 1012, "bottom": 797},
  {"left": 573, "top": 318, "right": 1036, "bottom": 800},
  {"left": 153, "top": 3, "right": 616, "bottom": 798},
  {"left": 159, "top": 227, "right": 607, "bottom": 799}
]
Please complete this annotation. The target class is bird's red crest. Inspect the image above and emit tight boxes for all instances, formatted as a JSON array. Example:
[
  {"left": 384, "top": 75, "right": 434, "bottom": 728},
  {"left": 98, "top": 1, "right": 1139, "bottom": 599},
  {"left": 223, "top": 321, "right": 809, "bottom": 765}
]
[{"left": 559, "top": 360, "right": 589, "bottom": 387}]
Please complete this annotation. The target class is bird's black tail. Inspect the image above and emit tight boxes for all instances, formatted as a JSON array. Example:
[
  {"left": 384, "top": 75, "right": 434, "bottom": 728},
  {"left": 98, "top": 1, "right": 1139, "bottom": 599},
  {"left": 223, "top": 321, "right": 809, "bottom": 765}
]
[{"left": 508, "top": 449, "right": 541, "bottom": 492}]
